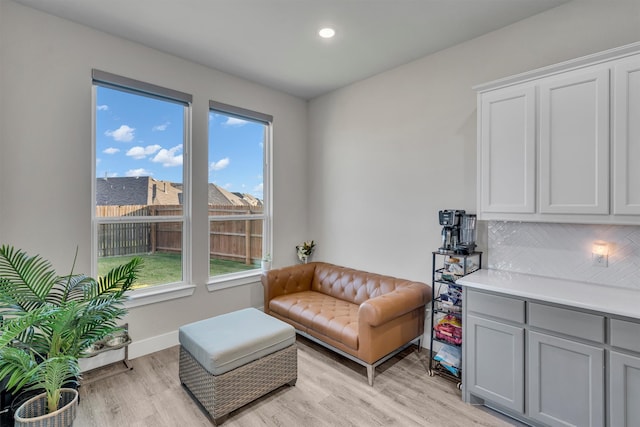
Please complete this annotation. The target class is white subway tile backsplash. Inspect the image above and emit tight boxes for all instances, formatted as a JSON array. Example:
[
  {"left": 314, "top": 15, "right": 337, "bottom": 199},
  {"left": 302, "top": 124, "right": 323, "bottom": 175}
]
[{"left": 488, "top": 222, "right": 640, "bottom": 290}]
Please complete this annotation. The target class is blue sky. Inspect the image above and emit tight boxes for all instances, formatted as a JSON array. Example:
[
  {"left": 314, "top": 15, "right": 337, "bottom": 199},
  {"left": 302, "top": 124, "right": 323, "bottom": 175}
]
[{"left": 96, "top": 86, "right": 265, "bottom": 199}]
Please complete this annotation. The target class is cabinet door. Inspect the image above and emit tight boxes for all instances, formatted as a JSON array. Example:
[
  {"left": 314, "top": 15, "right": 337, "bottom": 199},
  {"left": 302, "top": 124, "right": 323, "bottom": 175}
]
[
  {"left": 528, "top": 331, "right": 604, "bottom": 427},
  {"left": 539, "top": 68, "right": 610, "bottom": 214},
  {"left": 613, "top": 55, "right": 640, "bottom": 214},
  {"left": 466, "top": 314, "right": 524, "bottom": 412},
  {"left": 479, "top": 85, "right": 536, "bottom": 214},
  {"left": 609, "top": 351, "right": 640, "bottom": 427}
]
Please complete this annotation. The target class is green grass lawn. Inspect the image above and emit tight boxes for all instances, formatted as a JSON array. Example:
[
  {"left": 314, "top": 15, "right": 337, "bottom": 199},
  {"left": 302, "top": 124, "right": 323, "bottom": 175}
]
[{"left": 98, "top": 252, "right": 258, "bottom": 290}]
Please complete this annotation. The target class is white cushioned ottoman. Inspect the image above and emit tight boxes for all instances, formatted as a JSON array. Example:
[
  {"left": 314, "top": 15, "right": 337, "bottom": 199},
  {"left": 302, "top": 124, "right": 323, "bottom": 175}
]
[{"left": 179, "top": 308, "right": 297, "bottom": 425}]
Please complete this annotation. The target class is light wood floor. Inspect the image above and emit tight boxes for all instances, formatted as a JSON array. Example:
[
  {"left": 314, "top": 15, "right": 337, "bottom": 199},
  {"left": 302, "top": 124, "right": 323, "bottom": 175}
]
[{"left": 78, "top": 336, "right": 522, "bottom": 426}]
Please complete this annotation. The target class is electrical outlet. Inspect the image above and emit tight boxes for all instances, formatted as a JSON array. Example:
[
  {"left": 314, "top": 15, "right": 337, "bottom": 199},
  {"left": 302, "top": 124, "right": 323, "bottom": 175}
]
[{"left": 592, "top": 253, "right": 608, "bottom": 267}]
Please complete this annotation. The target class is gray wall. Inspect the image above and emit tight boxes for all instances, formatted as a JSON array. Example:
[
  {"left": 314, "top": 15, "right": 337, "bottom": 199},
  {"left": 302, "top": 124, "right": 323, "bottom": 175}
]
[
  {"left": 0, "top": 0, "right": 308, "bottom": 357},
  {"left": 1, "top": 0, "right": 640, "bottom": 359},
  {"left": 307, "top": 0, "right": 640, "bottom": 283}
]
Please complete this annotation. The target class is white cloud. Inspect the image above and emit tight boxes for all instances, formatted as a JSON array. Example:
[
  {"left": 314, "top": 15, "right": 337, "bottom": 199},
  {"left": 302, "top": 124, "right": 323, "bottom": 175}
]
[
  {"left": 210, "top": 157, "right": 230, "bottom": 171},
  {"left": 97, "top": 105, "right": 109, "bottom": 111},
  {"left": 152, "top": 121, "right": 170, "bottom": 131},
  {"left": 223, "top": 183, "right": 233, "bottom": 189},
  {"left": 103, "top": 147, "right": 120, "bottom": 155},
  {"left": 105, "top": 125, "right": 135, "bottom": 142},
  {"left": 125, "top": 168, "right": 152, "bottom": 177},
  {"left": 224, "top": 117, "right": 248, "bottom": 127},
  {"left": 126, "top": 144, "right": 162, "bottom": 160},
  {"left": 152, "top": 144, "right": 183, "bottom": 167},
  {"left": 253, "top": 183, "right": 263, "bottom": 193}
]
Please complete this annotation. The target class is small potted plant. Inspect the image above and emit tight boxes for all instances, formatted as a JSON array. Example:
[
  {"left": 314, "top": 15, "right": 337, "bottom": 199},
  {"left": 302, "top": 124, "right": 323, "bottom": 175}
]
[
  {"left": 296, "top": 240, "right": 316, "bottom": 264},
  {"left": 0, "top": 245, "right": 142, "bottom": 426},
  {"left": 261, "top": 253, "right": 272, "bottom": 271}
]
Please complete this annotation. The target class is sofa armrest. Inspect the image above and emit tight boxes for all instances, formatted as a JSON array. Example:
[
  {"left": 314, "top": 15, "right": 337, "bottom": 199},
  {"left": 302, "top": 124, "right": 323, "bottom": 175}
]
[
  {"left": 359, "top": 282, "right": 430, "bottom": 327},
  {"left": 261, "top": 263, "right": 316, "bottom": 314}
]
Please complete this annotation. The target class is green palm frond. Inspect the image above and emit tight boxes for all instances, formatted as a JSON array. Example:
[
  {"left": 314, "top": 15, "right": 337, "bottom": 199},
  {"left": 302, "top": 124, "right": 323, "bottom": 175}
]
[
  {"left": 88, "top": 257, "right": 142, "bottom": 300},
  {"left": 56, "top": 274, "right": 91, "bottom": 304},
  {"left": 0, "top": 346, "right": 40, "bottom": 393},
  {"left": 34, "top": 357, "right": 79, "bottom": 413},
  {"left": 0, "top": 245, "right": 59, "bottom": 313},
  {"left": 0, "top": 306, "right": 52, "bottom": 351},
  {"left": 0, "top": 245, "right": 142, "bottom": 414}
]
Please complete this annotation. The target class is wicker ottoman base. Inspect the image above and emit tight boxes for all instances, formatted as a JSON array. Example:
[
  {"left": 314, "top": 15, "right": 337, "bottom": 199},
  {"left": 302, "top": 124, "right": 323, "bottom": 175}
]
[{"left": 179, "top": 344, "right": 297, "bottom": 425}]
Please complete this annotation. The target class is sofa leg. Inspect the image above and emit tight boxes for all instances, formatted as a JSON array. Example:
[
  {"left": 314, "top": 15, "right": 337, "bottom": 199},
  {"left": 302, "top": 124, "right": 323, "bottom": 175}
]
[{"left": 367, "top": 365, "right": 375, "bottom": 386}]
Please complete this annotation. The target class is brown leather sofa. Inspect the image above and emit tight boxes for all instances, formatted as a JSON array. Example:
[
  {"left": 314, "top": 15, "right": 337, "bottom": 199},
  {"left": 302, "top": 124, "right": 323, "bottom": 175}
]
[{"left": 261, "top": 262, "right": 431, "bottom": 385}]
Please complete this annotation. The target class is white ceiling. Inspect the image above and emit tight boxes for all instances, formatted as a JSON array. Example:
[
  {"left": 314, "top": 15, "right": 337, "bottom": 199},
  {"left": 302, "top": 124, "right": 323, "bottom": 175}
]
[{"left": 13, "top": 0, "right": 569, "bottom": 99}]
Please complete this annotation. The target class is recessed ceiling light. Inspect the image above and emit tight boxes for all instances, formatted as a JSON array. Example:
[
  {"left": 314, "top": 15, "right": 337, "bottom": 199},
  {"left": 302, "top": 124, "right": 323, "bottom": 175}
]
[{"left": 318, "top": 28, "right": 336, "bottom": 39}]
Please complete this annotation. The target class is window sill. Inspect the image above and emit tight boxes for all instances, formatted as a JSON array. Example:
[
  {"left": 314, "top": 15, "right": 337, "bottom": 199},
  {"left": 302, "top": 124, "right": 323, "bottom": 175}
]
[
  {"left": 125, "top": 283, "right": 197, "bottom": 309},
  {"left": 122, "top": 270, "right": 263, "bottom": 308},
  {"left": 207, "top": 269, "right": 263, "bottom": 292}
]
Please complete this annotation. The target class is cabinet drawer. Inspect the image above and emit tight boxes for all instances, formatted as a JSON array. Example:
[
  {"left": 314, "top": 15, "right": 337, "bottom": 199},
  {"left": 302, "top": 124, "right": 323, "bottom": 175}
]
[
  {"left": 467, "top": 290, "right": 525, "bottom": 323},
  {"left": 529, "top": 303, "right": 605, "bottom": 343},
  {"left": 610, "top": 318, "right": 640, "bottom": 353}
]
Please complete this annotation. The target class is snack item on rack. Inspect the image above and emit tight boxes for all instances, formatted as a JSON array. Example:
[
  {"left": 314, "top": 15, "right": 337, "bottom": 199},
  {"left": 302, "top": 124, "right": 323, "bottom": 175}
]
[
  {"left": 447, "top": 284, "right": 463, "bottom": 305},
  {"left": 438, "top": 293, "right": 462, "bottom": 312},
  {"left": 434, "top": 314, "right": 462, "bottom": 345},
  {"left": 434, "top": 344, "right": 462, "bottom": 376}
]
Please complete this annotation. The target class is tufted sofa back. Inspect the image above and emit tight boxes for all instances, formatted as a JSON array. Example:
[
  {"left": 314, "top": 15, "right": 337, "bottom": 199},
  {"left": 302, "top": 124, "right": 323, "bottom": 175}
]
[{"left": 310, "top": 262, "right": 417, "bottom": 305}]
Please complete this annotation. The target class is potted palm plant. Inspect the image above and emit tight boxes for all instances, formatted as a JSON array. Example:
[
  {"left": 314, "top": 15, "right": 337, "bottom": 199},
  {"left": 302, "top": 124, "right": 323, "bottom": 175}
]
[{"left": 0, "top": 244, "right": 142, "bottom": 426}]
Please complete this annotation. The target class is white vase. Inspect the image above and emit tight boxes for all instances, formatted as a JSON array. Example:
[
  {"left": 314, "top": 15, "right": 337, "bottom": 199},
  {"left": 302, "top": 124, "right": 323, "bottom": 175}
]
[{"left": 261, "top": 260, "right": 271, "bottom": 271}]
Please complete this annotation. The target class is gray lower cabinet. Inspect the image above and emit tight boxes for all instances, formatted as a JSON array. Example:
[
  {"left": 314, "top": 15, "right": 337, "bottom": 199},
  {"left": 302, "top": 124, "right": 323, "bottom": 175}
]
[
  {"left": 463, "top": 288, "right": 635, "bottom": 427},
  {"left": 527, "top": 331, "right": 605, "bottom": 427},
  {"left": 609, "top": 351, "right": 640, "bottom": 427},
  {"left": 466, "top": 314, "right": 524, "bottom": 412},
  {"left": 609, "top": 317, "right": 640, "bottom": 427}
]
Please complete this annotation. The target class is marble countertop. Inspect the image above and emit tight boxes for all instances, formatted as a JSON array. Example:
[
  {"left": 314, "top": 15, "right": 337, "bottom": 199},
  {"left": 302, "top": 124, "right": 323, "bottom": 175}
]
[{"left": 456, "top": 269, "right": 640, "bottom": 320}]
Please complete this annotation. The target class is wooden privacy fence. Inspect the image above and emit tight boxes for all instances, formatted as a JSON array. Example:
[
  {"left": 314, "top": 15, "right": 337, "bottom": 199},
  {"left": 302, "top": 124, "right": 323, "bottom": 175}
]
[{"left": 97, "top": 205, "right": 263, "bottom": 264}]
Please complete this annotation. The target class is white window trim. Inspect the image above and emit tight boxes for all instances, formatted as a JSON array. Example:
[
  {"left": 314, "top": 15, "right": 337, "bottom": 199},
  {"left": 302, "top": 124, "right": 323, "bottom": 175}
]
[
  {"left": 207, "top": 269, "right": 263, "bottom": 292},
  {"left": 125, "top": 283, "right": 197, "bottom": 309},
  {"left": 208, "top": 101, "right": 273, "bottom": 285},
  {"left": 90, "top": 75, "right": 272, "bottom": 306},
  {"left": 92, "top": 70, "right": 193, "bottom": 308}
]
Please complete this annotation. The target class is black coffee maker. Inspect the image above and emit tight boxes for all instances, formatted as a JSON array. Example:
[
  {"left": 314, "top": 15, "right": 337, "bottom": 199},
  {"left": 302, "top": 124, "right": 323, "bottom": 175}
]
[{"left": 438, "top": 210, "right": 464, "bottom": 254}]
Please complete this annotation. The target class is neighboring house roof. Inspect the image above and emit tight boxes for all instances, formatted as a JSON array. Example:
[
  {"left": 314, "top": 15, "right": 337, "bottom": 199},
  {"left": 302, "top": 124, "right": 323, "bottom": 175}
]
[
  {"left": 97, "top": 176, "right": 151, "bottom": 205},
  {"left": 209, "top": 184, "right": 246, "bottom": 206},
  {"left": 208, "top": 184, "right": 262, "bottom": 207},
  {"left": 96, "top": 177, "right": 182, "bottom": 206},
  {"left": 97, "top": 176, "right": 261, "bottom": 207},
  {"left": 233, "top": 192, "right": 262, "bottom": 207},
  {"left": 208, "top": 183, "right": 237, "bottom": 205}
]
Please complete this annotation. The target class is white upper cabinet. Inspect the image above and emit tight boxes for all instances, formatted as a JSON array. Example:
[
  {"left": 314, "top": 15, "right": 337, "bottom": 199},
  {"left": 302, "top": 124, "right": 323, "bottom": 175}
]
[
  {"left": 613, "top": 55, "right": 640, "bottom": 215},
  {"left": 479, "top": 85, "right": 536, "bottom": 214},
  {"left": 476, "top": 42, "right": 640, "bottom": 225},
  {"left": 538, "top": 67, "right": 610, "bottom": 214}
]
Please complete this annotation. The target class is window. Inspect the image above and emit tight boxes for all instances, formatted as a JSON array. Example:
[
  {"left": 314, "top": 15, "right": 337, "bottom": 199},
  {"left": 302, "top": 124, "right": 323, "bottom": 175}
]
[
  {"left": 208, "top": 101, "right": 271, "bottom": 280},
  {"left": 92, "top": 70, "right": 191, "bottom": 292}
]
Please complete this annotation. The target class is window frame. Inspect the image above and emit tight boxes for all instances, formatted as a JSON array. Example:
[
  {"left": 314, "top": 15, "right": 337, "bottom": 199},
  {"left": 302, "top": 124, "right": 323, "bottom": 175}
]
[
  {"left": 91, "top": 70, "right": 195, "bottom": 306},
  {"left": 207, "top": 100, "right": 272, "bottom": 290}
]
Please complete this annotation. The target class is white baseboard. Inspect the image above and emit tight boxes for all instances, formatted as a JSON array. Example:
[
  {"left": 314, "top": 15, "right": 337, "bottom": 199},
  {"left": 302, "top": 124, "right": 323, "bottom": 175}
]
[
  {"left": 81, "top": 307, "right": 268, "bottom": 372},
  {"left": 80, "top": 347, "right": 126, "bottom": 372},
  {"left": 80, "top": 330, "right": 178, "bottom": 372},
  {"left": 128, "top": 330, "right": 179, "bottom": 359}
]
